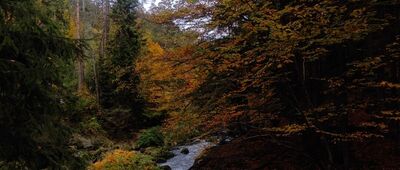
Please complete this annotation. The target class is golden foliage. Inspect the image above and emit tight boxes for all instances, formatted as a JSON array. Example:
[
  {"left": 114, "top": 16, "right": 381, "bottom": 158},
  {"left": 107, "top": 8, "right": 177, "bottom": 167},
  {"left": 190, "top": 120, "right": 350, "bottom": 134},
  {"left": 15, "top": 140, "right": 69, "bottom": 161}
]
[
  {"left": 90, "top": 150, "right": 134, "bottom": 170},
  {"left": 90, "top": 149, "right": 158, "bottom": 170},
  {"left": 137, "top": 37, "right": 206, "bottom": 113},
  {"left": 67, "top": 16, "right": 77, "bottom": 38},
  {"left": 379, "top": 81, "right": 400, "bottom": 89},
  {"left": 163, "top": 111, "right": 204, "bottom": 145},
  {"left": 147, "top": 40, "right": 165, "bottom": 58}
]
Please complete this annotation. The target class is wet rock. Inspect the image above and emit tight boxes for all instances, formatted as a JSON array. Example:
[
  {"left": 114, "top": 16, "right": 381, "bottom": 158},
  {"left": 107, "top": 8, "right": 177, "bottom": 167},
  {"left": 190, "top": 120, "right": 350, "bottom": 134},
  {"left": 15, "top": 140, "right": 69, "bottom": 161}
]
[
  {"left": 156, "top": 158, "right": 167, "bottom": 164},
  {"left": 180, "top": 148, "right": 189, "bottom": 154},
  {"left": 164, "top": 151, "right": 175, "bottom": 159},
  {"left": 160, "top": 165, "right": 171, "bottom": 170},
  {"left": 218, "top": 136, "right": 233, "bottom": 145},
  {"left": 70, "top": 134, "right": 94, "bottom": 149},
  {"left": 192, "top": 138, "right": 203, "bottom": 144}
]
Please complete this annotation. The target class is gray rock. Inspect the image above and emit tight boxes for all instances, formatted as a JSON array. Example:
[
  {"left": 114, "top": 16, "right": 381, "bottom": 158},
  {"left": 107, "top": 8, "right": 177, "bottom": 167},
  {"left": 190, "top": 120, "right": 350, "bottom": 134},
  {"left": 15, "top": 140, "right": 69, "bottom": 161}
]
[
  {"left": 156, "top": 158, "right": 167, "bottom": 164},
  {"left": 160, "top": 165, "right": 171, "bottom": 170},
  {"left": 70, "top": 134, "right": 93, "bottom": 149},
  {"left": 180, "top": 148, "right": 189, "bottom": 154}
]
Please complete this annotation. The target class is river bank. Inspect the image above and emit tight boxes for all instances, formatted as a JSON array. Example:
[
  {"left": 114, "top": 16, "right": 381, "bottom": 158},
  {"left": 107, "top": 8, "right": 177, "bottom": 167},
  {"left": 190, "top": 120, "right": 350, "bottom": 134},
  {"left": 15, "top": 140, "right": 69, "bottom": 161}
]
[{"left": 191, "top": 131, "right": 400, "bottom": 169}]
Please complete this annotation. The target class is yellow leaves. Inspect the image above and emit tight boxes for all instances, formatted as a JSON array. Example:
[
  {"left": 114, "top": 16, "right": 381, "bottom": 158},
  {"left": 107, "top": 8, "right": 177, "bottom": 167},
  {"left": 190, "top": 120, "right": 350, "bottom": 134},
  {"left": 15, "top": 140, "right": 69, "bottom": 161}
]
[
  {"left": 90, "top": 149, "right": 135, "bottom": 170},
  {"left": 301, "top": 47, "right": 329, "bottom": 61},
  {"left": 375, "top": 111, "right": 400, "bottom": 121},
  {"left": 327, "top": 78, "right": 344, "bottom": 89},
  {"left": 364, "top": 81, "right": 400, "bottom": 90},
  {"left": 147, "top": 39, "right": 165, "bottom": 58},
  {"left": 379, "top": 81, "right": 400, "bottom": 89},
  {"left": 137, "top": 36, "right": 205, "bottom": 113},
  {"left": 91, "top": 27, "right": 102, "bottom": 35},
  {"left": 163, "top": 111, "right": 204, "bottom": 145},
  {"left": 67, "top": 16, "right": 77, "bottom": 38},
  {"left": 265, "top": 124, "right": 307, "bottom": 136},
  {"left": 344, "top": 18, "right": 368, "bottom": 34},
  {"left": 89, "top": 149, "right": 158, "bottom": 170},
  {"left": 360, "top": 122, "right": 388, "bottom": 131},
  {"left": 350, "top": 8, "right": 367, "bottom": 18},
  {"left": 381, "top": 110, "right": 400, "bottom": 116}
]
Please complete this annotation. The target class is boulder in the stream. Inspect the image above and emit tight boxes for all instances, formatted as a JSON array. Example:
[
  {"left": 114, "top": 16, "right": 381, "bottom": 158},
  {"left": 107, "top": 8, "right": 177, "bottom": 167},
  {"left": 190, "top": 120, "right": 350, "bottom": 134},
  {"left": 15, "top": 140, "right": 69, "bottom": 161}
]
[
  {"left": 164, "top": 151, "right": 175, "bottom": 159},
  {"left": 160, "top": 165, "right": 172, "bottom": 170},
  {"left": 156, "top": 158, "right": 167, "bottom": 163},
  {"left": 180, "top": 148, "right": 189, "bottom": 154}
]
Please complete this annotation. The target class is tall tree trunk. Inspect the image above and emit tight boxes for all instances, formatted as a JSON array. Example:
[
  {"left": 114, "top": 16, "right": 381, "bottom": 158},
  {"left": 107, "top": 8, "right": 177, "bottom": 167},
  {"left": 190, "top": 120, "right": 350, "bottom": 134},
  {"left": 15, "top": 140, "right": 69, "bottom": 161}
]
[
  {"left": 100, "top": 0, "right": 110, "bottom": 58},
  {"left": 82, "top": 0, "right": 85, "bottom": 12},
  {"left": 76, "top": 0, "right": 85, "bottom": 93},
  {"left": 97, "top": 0, "right": 110, "bottom": 106},
  {"left": 93, "top": 56, "right": 100, "bottom": 109}
]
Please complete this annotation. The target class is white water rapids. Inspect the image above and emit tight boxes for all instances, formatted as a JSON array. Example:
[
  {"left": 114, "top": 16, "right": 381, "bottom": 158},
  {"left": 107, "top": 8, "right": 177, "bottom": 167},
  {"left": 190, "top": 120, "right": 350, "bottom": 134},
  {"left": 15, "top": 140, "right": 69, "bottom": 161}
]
[{"left": 159, "top": 140, "right": 215, "bottom": 170}]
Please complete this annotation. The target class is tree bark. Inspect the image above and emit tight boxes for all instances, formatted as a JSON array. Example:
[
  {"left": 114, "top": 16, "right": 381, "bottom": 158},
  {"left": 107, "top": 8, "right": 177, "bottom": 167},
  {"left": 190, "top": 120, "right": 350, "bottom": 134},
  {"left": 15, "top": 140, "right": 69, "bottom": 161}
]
[
  {"left": 97, "top": 0, "right": 110, "bottom": 106},
  {"left": 100, "top": 0, "right": 110, "bottom": 58},
  {"left": 76, "top": 0, "right": 85, "bottom": 93}
]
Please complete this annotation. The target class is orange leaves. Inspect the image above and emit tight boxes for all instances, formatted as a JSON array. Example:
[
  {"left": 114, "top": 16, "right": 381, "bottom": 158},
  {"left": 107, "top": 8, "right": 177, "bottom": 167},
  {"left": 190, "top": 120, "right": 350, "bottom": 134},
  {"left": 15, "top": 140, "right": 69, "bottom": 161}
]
[
  {"left": 378, "top": 81, "right": 400, "bottom": 89},
  {"left": 137, "top": 36, "right": 206, "bottom": 113},
  {"left": 350, "top": 7, "right": 367, "bottom": 18},
  {"left": 90, "top": 149, "right": 157, "bottom": 170},
  {"left": 90, "top": 149, "right": 135, "bottom": 170},
  {"left": 147, "top": 39, "right": 165, "bottom": 57},
  {"left": 208, "top": 108, "right": 246, "bottom": 128},
  {"left": 163, "top": 111, "right": 204, "bottom": 145},
  {"left": 264, "top": 124, "right": 307, "bottom": 136}
]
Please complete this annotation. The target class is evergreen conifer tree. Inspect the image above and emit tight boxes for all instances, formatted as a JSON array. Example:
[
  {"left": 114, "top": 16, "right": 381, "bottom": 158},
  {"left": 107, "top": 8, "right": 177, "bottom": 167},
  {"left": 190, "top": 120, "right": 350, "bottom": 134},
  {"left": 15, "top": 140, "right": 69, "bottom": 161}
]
[
  {"left": 0, "top": 0, "right": 84, "bottom": 168},
  {"left": 99, "top": 0, "right": 145, "bottom": 138}
]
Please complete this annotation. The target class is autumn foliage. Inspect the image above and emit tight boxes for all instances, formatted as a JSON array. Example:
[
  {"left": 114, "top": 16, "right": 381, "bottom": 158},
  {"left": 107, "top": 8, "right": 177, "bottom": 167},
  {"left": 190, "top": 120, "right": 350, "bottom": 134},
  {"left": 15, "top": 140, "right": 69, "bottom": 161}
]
[
  {"left": 142, "top": 0, "right": 400, "bottom": 168},
  {"left": 1, "top": 0, "right": 400, "bottom": 169},
  {"left": 90, "top": 149, "right": 158, "bottom": 170}
]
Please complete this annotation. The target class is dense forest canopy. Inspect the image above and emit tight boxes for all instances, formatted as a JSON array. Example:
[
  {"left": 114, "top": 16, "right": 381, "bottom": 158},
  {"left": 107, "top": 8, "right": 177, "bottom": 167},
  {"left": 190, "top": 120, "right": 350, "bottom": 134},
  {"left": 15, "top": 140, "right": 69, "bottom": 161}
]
[{"left": 0, "top": 0, "right": 399, "bottom": 169}]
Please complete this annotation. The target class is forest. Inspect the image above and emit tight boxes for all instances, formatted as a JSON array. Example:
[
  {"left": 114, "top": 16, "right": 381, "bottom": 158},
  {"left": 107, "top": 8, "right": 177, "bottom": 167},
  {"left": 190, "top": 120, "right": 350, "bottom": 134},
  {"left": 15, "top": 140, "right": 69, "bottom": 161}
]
[{"left": 0, "top": 0, "right": 399, "bottom": 169}]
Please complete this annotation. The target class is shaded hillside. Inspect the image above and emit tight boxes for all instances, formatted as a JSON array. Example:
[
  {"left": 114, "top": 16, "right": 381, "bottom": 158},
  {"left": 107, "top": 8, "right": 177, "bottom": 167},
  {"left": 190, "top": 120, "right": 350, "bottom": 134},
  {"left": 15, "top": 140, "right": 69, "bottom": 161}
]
[{"left": 192, "top": 131, "right": 400, "bottom": 169}]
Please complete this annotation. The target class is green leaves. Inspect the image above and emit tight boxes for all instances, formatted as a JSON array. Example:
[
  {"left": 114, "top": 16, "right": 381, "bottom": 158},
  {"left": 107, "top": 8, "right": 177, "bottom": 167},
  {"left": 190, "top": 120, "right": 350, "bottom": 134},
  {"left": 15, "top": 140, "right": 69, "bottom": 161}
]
[
  {"left": 98, "top": 0, "right": 146, "bottom": 138},
  {"left": 136, "top": 127, "right": 164, "bottom": 148},
  {"left": 0, "top": 0, "right": 84, "bottom": 168}
]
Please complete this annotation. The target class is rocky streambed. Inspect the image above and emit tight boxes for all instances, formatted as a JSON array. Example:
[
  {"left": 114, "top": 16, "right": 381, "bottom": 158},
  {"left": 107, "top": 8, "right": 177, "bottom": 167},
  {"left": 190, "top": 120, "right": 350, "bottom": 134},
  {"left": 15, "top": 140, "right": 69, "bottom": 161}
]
[{"left": 158, "top": 140, "right": 215, "bottom": 170}]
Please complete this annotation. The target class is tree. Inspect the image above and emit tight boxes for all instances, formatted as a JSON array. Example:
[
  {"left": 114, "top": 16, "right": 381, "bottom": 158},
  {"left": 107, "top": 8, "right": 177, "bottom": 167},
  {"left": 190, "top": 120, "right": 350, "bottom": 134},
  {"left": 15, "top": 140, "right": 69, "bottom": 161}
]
[
  {"left": 98, "top": 0, "right": 145, "bottom": 138},
  {"left": 0, "top": 0, "right": 84, "bottom": 168},
  {"left": 97, "top": 0, "right": 111, "bottom": 109},
  {"left": 76, "top": 0, "right": 86, "bottom": 93},
  {"left": 158, "top": 0, "right": 400, "bottom": 168}
]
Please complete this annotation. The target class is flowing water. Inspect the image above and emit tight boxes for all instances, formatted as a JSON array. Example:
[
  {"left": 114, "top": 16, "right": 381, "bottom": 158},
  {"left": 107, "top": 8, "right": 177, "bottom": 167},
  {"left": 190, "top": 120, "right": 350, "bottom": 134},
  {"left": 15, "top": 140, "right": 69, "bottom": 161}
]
[{"left": 159, "top": 140, "right": 215, "bottom": 170}]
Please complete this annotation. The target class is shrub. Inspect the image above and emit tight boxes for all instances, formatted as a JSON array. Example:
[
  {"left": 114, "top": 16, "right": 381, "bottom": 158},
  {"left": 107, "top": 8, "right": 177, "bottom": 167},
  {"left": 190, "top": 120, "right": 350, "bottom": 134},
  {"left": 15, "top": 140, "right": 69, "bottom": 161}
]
[
  {"left": 0, "top": 161, "right": 28, "bottom": 170},
  {"left": 89, "top": 149, "right": 159, "bottom": 170},
  {"left": 80, "top": 117, "right": 105, "bottom": 134},
  {"left": 163, "top": 112, "right": 203, "bottom": 146},
  {"left": 136, "top": 127, "right": 164, "bottom": 148},
  {"left": 143, "top": 147, "right": 174, "bottom": 161},
  {"left": 99, "top": 107, "right": 140, "bottom": 139}
]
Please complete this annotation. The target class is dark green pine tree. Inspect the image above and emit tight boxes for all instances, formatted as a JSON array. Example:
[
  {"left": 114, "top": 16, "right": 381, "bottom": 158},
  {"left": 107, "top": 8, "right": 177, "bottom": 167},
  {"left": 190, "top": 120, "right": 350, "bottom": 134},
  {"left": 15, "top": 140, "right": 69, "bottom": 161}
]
[
  {"left": 99, "top": 0, "right": 145, "bottom": 138},
  {"left": 0, "top": 0, "right": 84, "bottom": 169}
]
